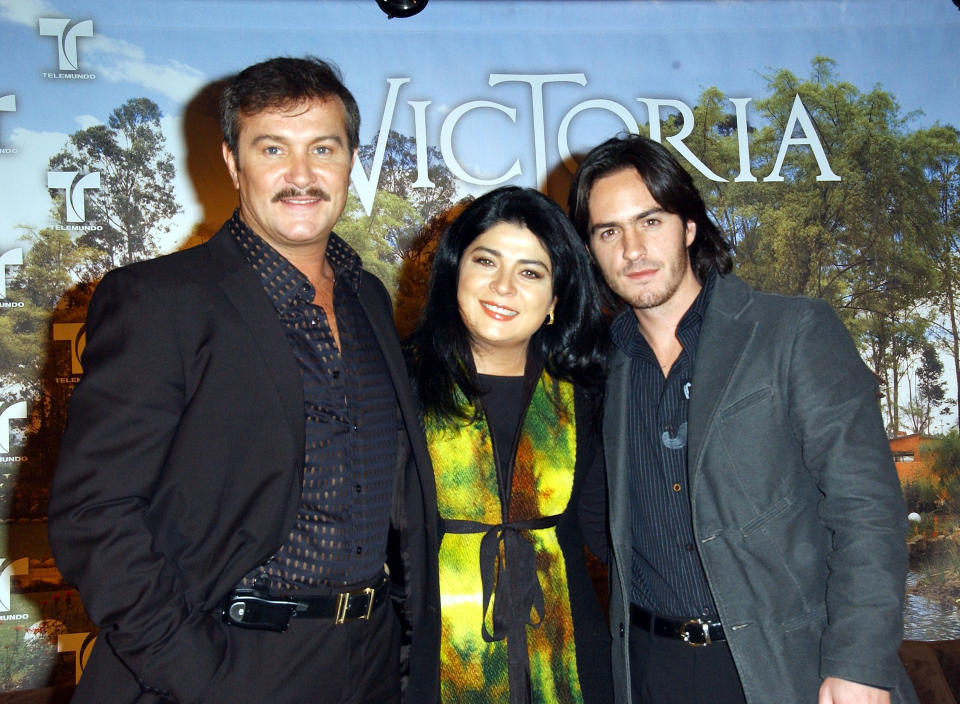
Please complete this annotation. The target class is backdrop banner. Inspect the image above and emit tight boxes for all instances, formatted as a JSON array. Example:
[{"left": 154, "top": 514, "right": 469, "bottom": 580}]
[{"left": 0, "top": 0, "right": 958, "bottom": 692}]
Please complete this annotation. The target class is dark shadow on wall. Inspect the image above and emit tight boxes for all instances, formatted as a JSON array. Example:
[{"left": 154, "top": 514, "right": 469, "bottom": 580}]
[
  {"left": 392, "top": 198, "right": 470, "bottom": 341},
  {"left": 178, "top": 76, "right": 238, "bottom": 249}
]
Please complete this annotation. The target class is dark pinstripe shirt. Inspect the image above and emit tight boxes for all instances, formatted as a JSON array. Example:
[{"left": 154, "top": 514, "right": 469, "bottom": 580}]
[
  {"left": 230, "top": 213, "right": 398, "bottom": 590},
  {"left": 610, "top": 273, "right": 718, "bottom": 620}
]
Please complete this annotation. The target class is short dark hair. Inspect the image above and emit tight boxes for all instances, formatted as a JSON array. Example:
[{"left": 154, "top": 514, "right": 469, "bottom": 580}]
[
  {"left": 407, "top": 186, "right": 608, "bottom": 422},
  {"left": 219, "top": 56, "right": 360, "bottom": 156},
  {"left": 568, "top": 134, "right": 733, "bottom": 282}
]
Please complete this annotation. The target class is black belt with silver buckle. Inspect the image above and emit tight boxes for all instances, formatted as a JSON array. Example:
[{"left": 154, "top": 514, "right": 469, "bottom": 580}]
[
  {"left": 630, "top": 604, "right": 725, "bottom": 647},
  {"left": 221, "top": 574, "right": 389, "bottom": 632}
]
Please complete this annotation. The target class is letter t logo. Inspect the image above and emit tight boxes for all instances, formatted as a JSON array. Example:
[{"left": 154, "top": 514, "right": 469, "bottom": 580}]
[
  {"left": 0, "top": 401, "right": 27, "bottom": 454},
  {"left": 38, "top": 18, "right": 94, "bottom": 72},
  {"left": 47, "top": 171, "right": 101, "bottom": 223},
  {"left": 0, "top": 558, "right": 28, "bottom": 612},
  {"left": 0, "top": 248, "right": 23, "bottom": 300},
  {"left": 0, "top": 95, "right": 14, "bottom": 147}
]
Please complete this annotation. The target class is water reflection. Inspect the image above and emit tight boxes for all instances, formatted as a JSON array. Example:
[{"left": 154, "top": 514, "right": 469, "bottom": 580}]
[{"left": 904, "top": 570, "right": 960, "bottom": 641}]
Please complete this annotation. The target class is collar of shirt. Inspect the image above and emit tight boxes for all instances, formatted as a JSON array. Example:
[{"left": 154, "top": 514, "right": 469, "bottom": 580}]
[
  {"left": 227, "top": 210, "right": 363, "bottom": 311},
  {"left": 610, "top": 270, "right": 717, "bottom": 365}
]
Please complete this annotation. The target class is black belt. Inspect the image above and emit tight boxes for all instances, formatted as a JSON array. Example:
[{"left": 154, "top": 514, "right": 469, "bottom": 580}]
[
  {"left": 630, "top": 604, "right": 725, "bottom": 646},
  {"left": 221, "top": 574, "right": 389, "bottom": 632}
]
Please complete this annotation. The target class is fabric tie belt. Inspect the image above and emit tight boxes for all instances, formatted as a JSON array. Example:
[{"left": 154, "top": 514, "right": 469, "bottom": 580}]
[
  {"left": 630, "top": 603, "right": 725, "bottom": 646},
  {"left": 221, "top": 573, "right": 389, "bottom": 632},
  {"left": 443, "top": 514, "right": 560, "bottom": 704}
]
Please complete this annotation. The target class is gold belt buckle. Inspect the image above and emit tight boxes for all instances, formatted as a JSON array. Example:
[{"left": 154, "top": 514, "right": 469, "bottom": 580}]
[
  {"left": 334, "top": 586, "right": 376, "bottom": 625},
  {"left": 680, "top": 619, "right": 711, "bottom": 647}
]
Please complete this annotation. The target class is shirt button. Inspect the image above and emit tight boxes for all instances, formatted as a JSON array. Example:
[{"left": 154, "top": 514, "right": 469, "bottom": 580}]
[
  {"left": 685, "top": 543, "right": 695, "bottom": 552},
  {"left": 673, "top": 483, "right": 682, "bottom": 492},
  {"left": 353, "top": 424, "right": 359, "bottom": 432},
  {"left": 356, "top": 546, "right": 362, "bottom": 555},
  {"left": 355, "top": 484, "right": 362, "bottom": 494}
]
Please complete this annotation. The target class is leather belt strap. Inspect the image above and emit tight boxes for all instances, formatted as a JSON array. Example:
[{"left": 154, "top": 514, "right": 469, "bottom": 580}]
[
  {"left": 221, "top": 574, "right": 389, "bottom": 632},
  {"left": 630, "top": 603, "right": 725, "bottom": 646}
]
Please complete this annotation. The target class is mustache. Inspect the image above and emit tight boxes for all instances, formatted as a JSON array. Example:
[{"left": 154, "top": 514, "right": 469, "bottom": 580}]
[
  {"left": 621, "top": 260, "right": 659, "bottom": 274},
  {"left": 271, "top": 187, "right": 331, "bottom": 202}
]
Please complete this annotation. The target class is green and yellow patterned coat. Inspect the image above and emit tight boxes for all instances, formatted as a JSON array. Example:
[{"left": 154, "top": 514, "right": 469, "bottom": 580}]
[{"left": 425, "top": 371, "right": 611, "bottom": 704}]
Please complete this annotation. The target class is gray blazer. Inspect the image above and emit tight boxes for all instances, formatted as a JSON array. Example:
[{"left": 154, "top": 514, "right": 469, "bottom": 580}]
[{"left": 603, "top": 273, "right": 918, "bottom": 704}]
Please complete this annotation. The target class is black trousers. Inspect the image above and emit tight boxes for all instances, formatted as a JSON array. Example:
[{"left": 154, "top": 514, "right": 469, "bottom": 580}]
[
  {"left": 200, "top": 595, "right": 401, "bottom": 704},
  {"left": 629, "top": 620, "right": 747, "bottom": 704}
]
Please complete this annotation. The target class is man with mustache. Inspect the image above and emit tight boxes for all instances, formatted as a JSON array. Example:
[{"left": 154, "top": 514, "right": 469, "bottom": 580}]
[
  {"left": 48, "top": 56, "right": 439, "bottom": 704},
  {"left": 569, "top": 135, "right": 917, "bottom": 704}
]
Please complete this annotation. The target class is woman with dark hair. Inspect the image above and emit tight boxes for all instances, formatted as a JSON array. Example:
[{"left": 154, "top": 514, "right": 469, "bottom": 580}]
[{"left": 406, "top": 186, "right": 611, "bottom": 704}]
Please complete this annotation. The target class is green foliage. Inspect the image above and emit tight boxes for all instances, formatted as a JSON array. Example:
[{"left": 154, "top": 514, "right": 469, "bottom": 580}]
[
  {"left": 47, "top": 97, "right": 181, "bottom": 270},
  {"left": 902, "top": 476, "right": 941, "bottom": 514},
  {"left": 336, "top": 190, "right": 422, "bottom": 294},
  {"left": 921, "top": 430, "right": 960, "bottom": 512},
  {"left": 341, "top": 130, "right": 459, "bottom": 296},
  {"left": 668, "top": 56, "right": 958, "bottom": 432},
  {"left": 913, "top": 124, "right": 960, "bottom": 428},
  {"left": 358, "top": 130, "right": 458, "bottom": 222}
]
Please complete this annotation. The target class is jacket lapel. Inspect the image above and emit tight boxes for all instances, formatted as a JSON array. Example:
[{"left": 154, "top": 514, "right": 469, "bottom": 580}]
[
  {"left": 205, "top": 228, "right": 306, "bottom": 458},
  {"left": 687, "top": 274, "right": 756, "bottom": 484},
  {"left": 604, "top": 348, "right": 633, "bottom": 546},
  {"left": 356, "top": 271, "right": 439, "bottom": 535}
]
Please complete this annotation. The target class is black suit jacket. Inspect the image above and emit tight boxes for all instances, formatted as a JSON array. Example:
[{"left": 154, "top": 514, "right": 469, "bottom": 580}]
[{"left": 48, "top": 225, "right": 440, "bottom": 703}]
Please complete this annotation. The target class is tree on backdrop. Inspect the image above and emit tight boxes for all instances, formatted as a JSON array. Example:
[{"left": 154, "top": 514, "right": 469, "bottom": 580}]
[
  {"left": 337, "top": 189, "right": 421, "bottom": 294},
  {"left": 340, "top": 130, "right": 459, "bottom": 294},
  {"left": 47, "top": 97, "right": 181, "bottom": 271},
  {"left": 666, "top": 57, "right": 950, "bottom": 432},
  {"left": 901, "top": 343, "right": 952, "bottom": 435},
  {"left": 915, "top": 124, "right": 960, "bottom": 428},
  {"left": 0, "top": 225, "right": 101, "bottom": 391},
  {"left": 0, "top": 97, "right": 183, "bottom": 515},
  {"left": 0, "top": 225, "right": 102, "bottom": 517},
  {"left": 358, "top": 130, "right": 458, "bottom": 223}
]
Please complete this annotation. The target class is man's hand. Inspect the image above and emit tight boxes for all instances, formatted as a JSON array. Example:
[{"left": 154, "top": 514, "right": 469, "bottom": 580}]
[{"left": 818, "top": 677, "right": 891, "bottom": 704}]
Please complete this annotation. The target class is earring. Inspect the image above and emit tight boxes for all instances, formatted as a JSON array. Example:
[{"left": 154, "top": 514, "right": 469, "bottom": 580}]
[{"left": 546, "top": 311, "right": 555, "bottom": 326}]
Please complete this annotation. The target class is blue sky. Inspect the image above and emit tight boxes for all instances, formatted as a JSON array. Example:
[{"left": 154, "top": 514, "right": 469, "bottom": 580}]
[{"left": 1, "top": 0, "right": 957, "bottom": 246}]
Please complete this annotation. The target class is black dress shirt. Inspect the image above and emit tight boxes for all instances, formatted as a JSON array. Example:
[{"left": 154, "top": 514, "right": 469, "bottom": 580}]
[
  {"left": 610, "top": 273, "right": 718, "bottom": 620},
  {"left": 230, "top": 213, "right": 398, "bottom": 590}
]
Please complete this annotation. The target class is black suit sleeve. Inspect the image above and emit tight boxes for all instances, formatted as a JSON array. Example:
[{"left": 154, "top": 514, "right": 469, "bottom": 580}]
[
  {"left": 48, "top": 268, "right": 228, "bottom": 702},
  {"left": 578, "top": 448, "right": 610, "bottom": 564}
]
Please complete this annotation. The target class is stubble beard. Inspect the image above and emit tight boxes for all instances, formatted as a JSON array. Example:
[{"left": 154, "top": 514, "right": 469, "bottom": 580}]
[{"left": 608, "top": 244, "right": 689, "bottom": 311}]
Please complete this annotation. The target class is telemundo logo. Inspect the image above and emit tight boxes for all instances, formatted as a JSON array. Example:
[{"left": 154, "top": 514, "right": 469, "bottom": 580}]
[
  {"left": 0, "top": 558, "right": 28, "bottom": 615},
  {"left": 58, "top": 632, "right": 97, "bottom": 684},
  {"left": 53, "top": 323, "right": 86, "bottom": 376},
  {"left": 0, "top": 94, "right": 16, "bottom": 154},
  {"left": 47, "top": 171, "right": 102, "bottom": 226},
  {"left": 0, "top": 248, "right": 22, "bottom": 302},
  {"left": 0, "top": 401, "right": 27, "bottom": 455},
  {"left": 38, "top": 18, "right": 95, "bottom": 79}
]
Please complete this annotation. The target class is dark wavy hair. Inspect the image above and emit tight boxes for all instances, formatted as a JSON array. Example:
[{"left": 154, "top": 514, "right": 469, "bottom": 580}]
[
  {"left": 407, "top": 186, "right": 608, "bottom": 422},
  {"left": 220, "top": 56, "right": 360, "bottom": 157},
  {"left": 568, "top": 134, "right": 733, "bottom": 284}
]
